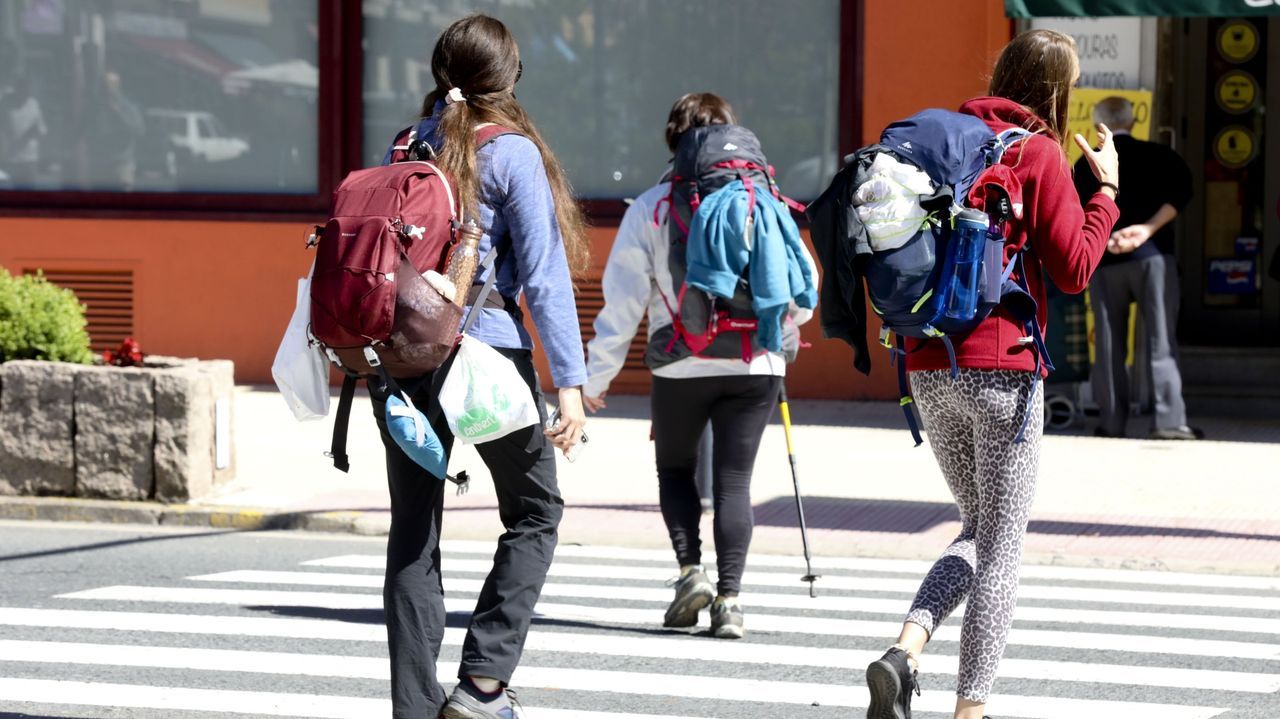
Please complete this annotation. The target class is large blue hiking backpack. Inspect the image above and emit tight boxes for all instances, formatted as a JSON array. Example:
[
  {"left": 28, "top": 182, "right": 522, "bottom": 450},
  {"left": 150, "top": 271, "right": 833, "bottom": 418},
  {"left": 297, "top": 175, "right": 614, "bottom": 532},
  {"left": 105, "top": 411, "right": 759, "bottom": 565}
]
[{"left": 846, "top": 109, "right": 1052, "bottom": 444}]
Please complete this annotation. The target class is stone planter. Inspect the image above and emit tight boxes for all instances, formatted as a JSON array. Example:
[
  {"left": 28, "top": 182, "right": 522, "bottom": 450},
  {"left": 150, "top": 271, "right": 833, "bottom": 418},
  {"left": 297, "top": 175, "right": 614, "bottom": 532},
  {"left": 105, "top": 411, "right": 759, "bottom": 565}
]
[{"left": 0, "top": 357, "right": 235, "bottom": 502}]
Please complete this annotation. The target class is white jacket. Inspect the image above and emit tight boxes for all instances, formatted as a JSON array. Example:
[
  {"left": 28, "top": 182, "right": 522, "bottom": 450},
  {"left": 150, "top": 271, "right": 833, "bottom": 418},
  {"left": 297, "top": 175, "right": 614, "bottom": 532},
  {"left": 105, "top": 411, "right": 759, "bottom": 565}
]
[{"left": 584, "top": 182, "right": 814, "bottom": 399}]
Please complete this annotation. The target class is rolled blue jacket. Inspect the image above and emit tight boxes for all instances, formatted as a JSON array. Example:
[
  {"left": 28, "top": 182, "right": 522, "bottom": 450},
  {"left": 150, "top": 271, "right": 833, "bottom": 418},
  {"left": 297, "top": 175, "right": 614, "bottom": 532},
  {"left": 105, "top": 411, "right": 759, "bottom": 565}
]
[
  {"left": 685, "top": 181, "right": 818, "bottom": 352},
  {"left": 383, "top": 106, "right": 586, "bottom": 388}
]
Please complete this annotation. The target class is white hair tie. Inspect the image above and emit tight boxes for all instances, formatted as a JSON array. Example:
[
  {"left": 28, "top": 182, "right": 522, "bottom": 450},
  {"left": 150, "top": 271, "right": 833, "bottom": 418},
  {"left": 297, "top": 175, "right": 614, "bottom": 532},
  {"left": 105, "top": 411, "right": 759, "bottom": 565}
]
[{"left": 445, "top": 87, "right": 466, "bottom": 105}]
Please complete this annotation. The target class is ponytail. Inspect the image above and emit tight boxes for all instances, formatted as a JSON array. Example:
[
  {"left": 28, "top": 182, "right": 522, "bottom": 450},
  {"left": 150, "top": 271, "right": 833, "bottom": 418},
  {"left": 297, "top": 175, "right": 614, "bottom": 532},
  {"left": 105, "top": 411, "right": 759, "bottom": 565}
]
[{"left": 421, "top": 14, "right": 589, "bottom": 279}]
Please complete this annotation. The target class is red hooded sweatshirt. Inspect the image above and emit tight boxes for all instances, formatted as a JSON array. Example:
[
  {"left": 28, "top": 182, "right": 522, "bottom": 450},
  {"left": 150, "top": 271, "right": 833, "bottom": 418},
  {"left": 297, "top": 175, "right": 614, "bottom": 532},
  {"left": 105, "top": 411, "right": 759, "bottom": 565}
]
[{"left": 905, "top": 97, "right": 1120, "bottom": 376}]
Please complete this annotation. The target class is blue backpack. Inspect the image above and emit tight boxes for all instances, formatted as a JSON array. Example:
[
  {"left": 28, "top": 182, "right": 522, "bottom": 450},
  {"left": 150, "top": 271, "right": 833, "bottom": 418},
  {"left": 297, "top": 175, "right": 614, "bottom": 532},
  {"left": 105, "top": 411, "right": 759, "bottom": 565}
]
[{"left": 846, "top": 109, "right": 1051, "bottom": 444}]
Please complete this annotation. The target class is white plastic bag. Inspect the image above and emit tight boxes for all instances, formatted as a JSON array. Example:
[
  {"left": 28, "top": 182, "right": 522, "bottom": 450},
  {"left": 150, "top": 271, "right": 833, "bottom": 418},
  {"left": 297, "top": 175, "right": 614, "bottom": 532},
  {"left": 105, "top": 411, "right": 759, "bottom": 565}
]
[
  {"left": 271, "top": 271, "right": 330, "bottom": 421},
  {"left": 438, "top": 335, "right": 540, "bottom": 445}
]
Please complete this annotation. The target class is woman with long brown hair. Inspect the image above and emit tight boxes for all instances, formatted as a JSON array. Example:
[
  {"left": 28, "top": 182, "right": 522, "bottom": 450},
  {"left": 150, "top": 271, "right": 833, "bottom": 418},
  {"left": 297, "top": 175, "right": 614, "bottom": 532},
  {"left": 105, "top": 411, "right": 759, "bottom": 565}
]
[
  {"left": 864, "top": 29, "right": 1119, "bottom": 719},
  {"left": 372, "top": 14, "right": 588, "bottom": 719}
]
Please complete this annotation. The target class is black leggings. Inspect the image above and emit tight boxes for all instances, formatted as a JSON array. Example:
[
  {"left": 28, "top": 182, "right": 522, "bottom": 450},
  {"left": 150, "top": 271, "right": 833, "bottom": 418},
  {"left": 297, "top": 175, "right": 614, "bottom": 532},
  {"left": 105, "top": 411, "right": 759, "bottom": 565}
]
[{"left": 651, "top": 375, "right": 781, "bottom": 596}]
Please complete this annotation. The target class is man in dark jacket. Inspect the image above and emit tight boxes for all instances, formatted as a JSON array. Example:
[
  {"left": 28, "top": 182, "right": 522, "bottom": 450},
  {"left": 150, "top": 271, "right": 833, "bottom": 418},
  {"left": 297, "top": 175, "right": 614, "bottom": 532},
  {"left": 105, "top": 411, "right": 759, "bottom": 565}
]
[{"left": 1074, "top": 97, "right": 1198, "bottom": 440}]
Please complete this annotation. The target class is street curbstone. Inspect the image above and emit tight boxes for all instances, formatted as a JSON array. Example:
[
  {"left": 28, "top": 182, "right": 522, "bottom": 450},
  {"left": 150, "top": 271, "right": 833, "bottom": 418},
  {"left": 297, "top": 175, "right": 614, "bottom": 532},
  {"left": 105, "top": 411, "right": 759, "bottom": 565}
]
[
  {"left": 0, "top": 496, "right": 161, "bottom": 525},
  {"left": 351, "top": 512, "right": 392, "bottom": 536},
  {"left": 159, "top": 506, "right": 272, "bottom": 530},
  {"left": 300, "top": 511, "right": 360, "bottom": 534}
]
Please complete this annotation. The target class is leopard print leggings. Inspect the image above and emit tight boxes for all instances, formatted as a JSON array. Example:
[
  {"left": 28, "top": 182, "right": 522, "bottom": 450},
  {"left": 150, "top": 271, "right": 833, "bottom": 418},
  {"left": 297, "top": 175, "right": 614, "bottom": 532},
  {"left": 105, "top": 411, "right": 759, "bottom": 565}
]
[{"left": 903, "top": 369, "right": 1043, "bottom": 702}]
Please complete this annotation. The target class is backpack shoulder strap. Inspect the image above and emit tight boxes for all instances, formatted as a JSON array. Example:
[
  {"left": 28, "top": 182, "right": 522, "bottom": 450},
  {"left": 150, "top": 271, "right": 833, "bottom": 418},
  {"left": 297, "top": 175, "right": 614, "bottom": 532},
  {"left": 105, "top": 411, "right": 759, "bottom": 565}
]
[
  {"left": 988, "top": 128, "right": 1034, "bottom": 166},
  {"left": 386, "top": 125, "right": 420, "bottom": 164},
  {"left": 475, "top": 124, "right": 520, "bottom": 149}
]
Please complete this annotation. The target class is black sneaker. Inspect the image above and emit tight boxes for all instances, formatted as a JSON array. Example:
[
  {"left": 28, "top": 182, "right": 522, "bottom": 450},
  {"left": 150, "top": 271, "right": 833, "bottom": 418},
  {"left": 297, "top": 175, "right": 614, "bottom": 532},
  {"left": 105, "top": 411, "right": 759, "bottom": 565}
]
[
  {"left": 710, "top": 596, "right": 744, "bottom": 639},
  {"left": 663, "top": 566, "right": 715, "bottom": 628},
  {"left": 865, "top": 647, "right": 919, "bottom": 719}
]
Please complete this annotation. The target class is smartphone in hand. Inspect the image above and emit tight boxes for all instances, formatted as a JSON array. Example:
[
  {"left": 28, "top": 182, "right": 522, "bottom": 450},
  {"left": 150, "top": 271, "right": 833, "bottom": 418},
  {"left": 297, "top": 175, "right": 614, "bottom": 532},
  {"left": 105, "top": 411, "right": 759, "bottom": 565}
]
[{"left": 545, "top": 405, "right": 588, "bottom": 462}]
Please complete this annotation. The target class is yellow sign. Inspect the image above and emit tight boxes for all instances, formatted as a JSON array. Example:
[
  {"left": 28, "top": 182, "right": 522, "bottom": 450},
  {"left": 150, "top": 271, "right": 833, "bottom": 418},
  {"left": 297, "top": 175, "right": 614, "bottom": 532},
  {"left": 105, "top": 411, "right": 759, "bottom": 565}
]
[
  {"left": 1066, "top": 88, "right": 1152, "bottom": 165},
  {"left": 1218, "top": 21, "right": 1259, "bottom": 63},
  {"left": 1214, "top": 126, "right": 1257, "bottom": 169},
  {"left": 1216, "top": 71, "right": 1259, "bottom": 114}
]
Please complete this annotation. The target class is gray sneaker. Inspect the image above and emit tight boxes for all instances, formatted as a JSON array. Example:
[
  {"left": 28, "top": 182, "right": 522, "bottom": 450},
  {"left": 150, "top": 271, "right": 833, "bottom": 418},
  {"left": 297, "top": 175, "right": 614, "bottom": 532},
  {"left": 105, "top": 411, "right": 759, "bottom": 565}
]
[
  {"left": 1151, "top": 425, "right": 1203, "bottom": 440},
  {"left": 663, "top": 566, "right": 715, "bottom": 628},
  {"left": 442, "top": 683, "right": 520, "bottom": 719},
  {"left": 710, "top": 597, "right": 744, "bottom": 639}
]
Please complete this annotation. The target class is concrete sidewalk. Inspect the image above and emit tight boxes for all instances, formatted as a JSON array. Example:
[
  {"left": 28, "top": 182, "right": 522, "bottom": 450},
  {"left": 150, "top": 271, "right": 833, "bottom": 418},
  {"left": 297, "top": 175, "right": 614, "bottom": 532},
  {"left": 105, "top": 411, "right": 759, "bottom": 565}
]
[
  {"left": 4, "top": 384, "right": 1276, "bottom": 575},
  {"left": 170, "top": 385, "right": 1280, "bottom": 576}
]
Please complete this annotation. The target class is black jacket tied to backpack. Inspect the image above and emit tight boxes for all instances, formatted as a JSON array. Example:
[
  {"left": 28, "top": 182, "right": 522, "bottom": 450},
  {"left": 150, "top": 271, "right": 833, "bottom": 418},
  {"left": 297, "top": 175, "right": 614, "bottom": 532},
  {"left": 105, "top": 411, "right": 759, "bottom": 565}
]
[{"left": 807, "top": 157, "right": 872, "bottom": 375}]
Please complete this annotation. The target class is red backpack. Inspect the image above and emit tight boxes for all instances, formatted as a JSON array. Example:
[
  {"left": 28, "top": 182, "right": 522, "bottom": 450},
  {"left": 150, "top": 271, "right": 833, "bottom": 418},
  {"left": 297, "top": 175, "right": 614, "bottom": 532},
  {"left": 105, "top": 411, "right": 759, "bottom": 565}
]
[{"left": 308, "top": 123, "right": 515, "bottom": 471}]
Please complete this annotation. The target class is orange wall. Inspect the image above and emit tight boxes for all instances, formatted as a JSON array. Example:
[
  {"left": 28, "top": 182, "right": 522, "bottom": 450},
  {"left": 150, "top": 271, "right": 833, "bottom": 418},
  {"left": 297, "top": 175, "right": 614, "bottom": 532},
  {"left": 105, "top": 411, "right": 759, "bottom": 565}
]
[
  {"left": 0, "top": 2, "right": 1014, "bottom": 401},
  {"left": 0, "top": 217, "right": 310, "bottom": 384},
  {"left": 862, "top": 0, "right": 1013, "bottom": 145}
]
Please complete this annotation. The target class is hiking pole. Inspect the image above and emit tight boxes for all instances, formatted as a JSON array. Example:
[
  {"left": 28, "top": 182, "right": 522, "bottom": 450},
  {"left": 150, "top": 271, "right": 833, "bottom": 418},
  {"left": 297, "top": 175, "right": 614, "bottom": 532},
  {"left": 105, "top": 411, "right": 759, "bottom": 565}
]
[{"left": 778, "top": 383, "right": 819, "bottom": 597}]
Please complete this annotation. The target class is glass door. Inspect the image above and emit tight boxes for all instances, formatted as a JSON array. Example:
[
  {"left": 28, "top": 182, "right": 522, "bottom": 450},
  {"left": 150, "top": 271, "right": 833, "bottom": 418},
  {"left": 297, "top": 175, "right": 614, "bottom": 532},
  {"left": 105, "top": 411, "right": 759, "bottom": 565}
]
[{"left": 1176, "top": 17, "right": 1280, "bottom": 345}]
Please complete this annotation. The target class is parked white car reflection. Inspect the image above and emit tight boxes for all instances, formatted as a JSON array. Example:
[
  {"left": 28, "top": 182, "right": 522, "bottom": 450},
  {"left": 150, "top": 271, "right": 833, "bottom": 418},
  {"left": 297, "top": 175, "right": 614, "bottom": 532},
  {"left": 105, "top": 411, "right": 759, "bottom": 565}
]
[{"left": 146, "top": 109, "right": 250, "bottom": 164}]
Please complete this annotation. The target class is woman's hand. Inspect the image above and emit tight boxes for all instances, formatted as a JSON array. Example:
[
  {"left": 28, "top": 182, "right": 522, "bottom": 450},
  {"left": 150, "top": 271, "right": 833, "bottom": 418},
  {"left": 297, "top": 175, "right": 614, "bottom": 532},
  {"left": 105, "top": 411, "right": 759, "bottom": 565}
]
[
  {"left": 1112, "top": 223, "right": 1153, "bottom": 253},
  {"left": 1074, "top": 122, "right": 1120, "bottom": 190},
  {"left": 546, "top": 386, "right": 586, "bottom": 456},
  {"left": 583, "top": 391, "right": 607, "bottom": 414}
]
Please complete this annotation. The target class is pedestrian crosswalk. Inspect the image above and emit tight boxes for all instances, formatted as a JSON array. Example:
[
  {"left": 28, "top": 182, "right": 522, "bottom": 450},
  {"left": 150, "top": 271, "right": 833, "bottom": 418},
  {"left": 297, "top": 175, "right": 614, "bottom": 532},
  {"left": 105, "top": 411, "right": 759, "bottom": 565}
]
[{"left": 0, "top": 537, "right": 1277, "bottom": 718}]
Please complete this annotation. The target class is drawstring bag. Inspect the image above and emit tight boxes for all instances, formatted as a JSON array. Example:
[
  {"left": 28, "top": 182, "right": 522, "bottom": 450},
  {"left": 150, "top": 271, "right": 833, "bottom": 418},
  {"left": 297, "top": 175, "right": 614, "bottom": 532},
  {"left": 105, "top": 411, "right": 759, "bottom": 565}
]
[
  {"left": 384, "top": 392, "right": 446, "bottom": 478},
  {"left": 438, "top": 335, "right": 540, "bottom": 445},
  {"left": 272, "top": 267, "right": 330, "bottom": 421}
]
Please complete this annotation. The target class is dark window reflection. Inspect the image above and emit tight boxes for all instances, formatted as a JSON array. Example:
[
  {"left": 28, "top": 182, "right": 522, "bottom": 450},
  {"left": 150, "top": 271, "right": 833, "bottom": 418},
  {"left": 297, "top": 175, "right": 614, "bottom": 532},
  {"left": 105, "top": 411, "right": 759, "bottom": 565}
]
[
  {"left": 0, "top": 0, "right": 317, "bottom": 194},
  {"left": 361, "top": 0, "right": 842, "bottom": 201}
]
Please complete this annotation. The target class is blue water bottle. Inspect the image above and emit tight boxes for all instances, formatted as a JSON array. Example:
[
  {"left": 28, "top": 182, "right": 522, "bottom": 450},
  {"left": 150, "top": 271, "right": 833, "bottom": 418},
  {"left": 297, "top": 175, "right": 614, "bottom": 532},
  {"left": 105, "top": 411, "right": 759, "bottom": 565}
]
[{"left": 942, "top": 208, "right": 990, "bottom": 322}]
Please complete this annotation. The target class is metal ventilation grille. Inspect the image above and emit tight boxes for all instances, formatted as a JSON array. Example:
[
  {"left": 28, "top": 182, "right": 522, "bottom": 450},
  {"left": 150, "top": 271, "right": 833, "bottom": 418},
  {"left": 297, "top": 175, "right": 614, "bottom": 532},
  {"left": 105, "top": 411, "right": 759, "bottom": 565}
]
[
  {"left": 576, "top": 278, "right": 648, "bottom": 371},
  {"left": 25, "top": 269, "right": 134, "bottom": 352}
]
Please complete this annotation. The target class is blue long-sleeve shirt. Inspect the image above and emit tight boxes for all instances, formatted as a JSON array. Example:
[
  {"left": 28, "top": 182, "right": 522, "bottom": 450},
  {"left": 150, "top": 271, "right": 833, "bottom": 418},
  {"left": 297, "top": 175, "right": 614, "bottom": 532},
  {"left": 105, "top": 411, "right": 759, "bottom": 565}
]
[{"left": 384, "top": 109, "right": 586, "bottom": 388}]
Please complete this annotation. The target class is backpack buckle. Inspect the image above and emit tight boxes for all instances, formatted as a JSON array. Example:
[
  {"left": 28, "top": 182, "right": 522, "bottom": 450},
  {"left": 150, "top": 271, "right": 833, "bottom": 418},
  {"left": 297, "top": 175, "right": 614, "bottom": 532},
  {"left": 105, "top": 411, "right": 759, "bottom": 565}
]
[{"left": 363, "top": 346, "right": 382, "bottom": 367}]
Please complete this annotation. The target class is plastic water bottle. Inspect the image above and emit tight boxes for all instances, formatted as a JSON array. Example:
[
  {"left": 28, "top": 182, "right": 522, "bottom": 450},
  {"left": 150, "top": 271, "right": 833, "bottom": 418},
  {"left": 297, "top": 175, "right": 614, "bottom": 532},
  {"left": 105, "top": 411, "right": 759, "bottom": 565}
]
[{"left": 942, "top": 209, "right": 989, "bottom": 321}]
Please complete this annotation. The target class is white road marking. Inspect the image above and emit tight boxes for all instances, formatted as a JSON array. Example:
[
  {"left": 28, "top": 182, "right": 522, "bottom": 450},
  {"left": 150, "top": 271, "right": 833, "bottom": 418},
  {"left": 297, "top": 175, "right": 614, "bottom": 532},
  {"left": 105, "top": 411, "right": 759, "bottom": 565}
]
[
  {"left": 52, "top": 587, "right": 1280, "bottom": 661},
  {"left": 426, "top": 541, "right": 1280, "bottom": 592},
  {"left": 298, "top": 557, "right": 1280, "bottom": 611},
  {"left": 0, "top": 677, "right": 385, "bottom": 718},
  {"left": 0, "top": 677, "right": 703, "bottom": 719},
  {"left": 0, "top": 643, "right": 1230, "bottom": 718},
  {"left": 190, "top": 570, "right": 1280, "bottom": 635},
  {"left": 3, "top": 608, "right": 1278, "bottom": 683}
]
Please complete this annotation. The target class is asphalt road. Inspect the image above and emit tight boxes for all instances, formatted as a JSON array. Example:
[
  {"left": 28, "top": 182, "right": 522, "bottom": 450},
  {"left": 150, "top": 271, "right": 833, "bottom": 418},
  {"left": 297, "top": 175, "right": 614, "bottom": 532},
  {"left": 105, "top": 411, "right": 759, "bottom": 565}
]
[{"left": 0, "top": 520, "right": 1276, "bottom": 719}]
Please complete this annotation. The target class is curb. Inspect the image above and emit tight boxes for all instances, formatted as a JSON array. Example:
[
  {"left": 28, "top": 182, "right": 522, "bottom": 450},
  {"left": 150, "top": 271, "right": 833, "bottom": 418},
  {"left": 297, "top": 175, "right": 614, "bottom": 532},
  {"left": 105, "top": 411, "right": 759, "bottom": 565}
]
[
  {"left": 2, "top": 496, "right": 1277, "bottom": 578},
  {"left": 0, "top": 496, "right": 391, "bottom": 536}
]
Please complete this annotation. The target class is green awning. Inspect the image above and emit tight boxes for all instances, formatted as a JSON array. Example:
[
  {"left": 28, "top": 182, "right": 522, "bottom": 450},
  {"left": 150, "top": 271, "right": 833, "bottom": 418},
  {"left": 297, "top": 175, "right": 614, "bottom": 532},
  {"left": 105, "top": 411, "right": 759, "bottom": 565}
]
[{"left": 1007, "top": 0, "right": 1280, "bottom": 16}]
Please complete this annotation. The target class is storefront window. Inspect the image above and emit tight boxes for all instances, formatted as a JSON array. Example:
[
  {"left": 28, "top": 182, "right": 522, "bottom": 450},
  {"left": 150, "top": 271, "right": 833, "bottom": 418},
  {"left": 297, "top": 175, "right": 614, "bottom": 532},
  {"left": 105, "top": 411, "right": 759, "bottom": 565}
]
[
  {"left": 362, "top": 0, "right": 842, "bottom": 201},
  {"left": 0, "top": 0, "right": 318, "bottom": 195}
]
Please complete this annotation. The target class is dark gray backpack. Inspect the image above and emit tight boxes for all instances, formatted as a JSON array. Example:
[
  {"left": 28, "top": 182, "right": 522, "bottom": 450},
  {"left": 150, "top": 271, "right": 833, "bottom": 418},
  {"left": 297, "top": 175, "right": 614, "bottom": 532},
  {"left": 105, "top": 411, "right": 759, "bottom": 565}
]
[{"left": 647, "top": 124, "right": 805, "bottom": 367}]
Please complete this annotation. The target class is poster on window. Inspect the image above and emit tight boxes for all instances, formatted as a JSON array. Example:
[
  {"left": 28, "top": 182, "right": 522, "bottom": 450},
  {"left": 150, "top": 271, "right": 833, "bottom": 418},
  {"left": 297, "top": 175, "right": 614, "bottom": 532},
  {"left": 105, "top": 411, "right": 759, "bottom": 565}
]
[
  {"left": 1067, "top": 88, "right": 1154, "bottom": 166},
  {"left": 1206, "top": 258, "right": 1258, "bottom": 295}
]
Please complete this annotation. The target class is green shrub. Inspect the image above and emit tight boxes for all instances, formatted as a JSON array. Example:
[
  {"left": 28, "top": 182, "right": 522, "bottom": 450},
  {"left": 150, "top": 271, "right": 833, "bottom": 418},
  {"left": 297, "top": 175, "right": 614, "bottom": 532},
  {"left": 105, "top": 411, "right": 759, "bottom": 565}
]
[{"left": 0, "top": 268, "right": 94, "bottom": 364}]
